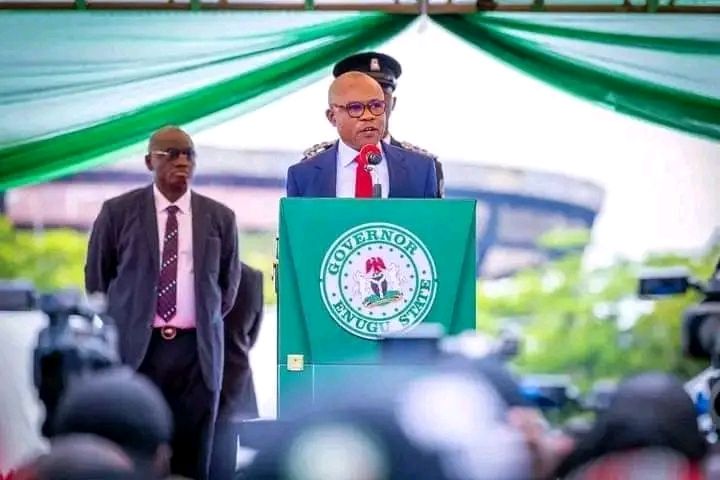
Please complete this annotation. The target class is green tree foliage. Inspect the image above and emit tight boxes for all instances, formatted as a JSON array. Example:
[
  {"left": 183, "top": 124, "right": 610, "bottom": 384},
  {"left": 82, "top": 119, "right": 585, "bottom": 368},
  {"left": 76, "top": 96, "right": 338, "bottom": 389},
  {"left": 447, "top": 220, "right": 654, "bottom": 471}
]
[
  {"left": 0, "top": 217, "right": 279, "bottom": 302},
  {"left": 0, "top": 216, "right": 87, "bottom": 291},
  {"left": 477, "top": 228, "right": 718, "bottom": 389}
]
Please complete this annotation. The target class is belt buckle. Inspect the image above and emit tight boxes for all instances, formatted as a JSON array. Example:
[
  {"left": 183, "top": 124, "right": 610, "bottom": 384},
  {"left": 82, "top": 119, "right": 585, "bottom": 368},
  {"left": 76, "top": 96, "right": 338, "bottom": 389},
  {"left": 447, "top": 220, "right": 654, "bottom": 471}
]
[{"left": 160, "top": 326, "right": 177, "bottom": 340}]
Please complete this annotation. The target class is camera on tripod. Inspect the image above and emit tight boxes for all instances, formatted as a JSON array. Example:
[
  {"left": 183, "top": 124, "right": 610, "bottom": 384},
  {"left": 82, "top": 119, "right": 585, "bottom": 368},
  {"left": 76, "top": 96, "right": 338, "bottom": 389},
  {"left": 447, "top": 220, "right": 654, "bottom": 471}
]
[
  {"left": 32, "top": 289, "right": 120, "bottom": 436},
  {"left": 639, "top": 266, "right": 720, "bottom": 427}
]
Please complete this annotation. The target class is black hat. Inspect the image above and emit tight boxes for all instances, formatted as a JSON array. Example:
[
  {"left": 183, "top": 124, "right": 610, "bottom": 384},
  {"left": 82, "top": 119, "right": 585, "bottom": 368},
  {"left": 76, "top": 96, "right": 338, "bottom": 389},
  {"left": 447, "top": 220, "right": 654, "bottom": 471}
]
[
  {"left": 332, "top": 52, "right": 402, "bottom": 91},
  {"left": 54, "top": 368, "right": 173, "bottom": 459}
]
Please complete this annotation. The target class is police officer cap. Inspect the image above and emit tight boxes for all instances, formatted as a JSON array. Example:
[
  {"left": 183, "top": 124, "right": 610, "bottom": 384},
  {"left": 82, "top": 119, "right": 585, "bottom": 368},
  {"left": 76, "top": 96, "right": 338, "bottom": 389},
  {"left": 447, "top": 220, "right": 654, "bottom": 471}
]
[{"left": 333, "top": 52, "right": 402, "bottom": 91}]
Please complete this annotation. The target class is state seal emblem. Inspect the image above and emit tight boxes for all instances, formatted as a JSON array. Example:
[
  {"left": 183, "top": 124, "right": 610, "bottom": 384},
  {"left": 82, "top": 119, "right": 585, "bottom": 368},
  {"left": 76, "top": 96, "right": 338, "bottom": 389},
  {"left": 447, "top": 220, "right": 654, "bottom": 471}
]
[{"left": 320, "top": 223, "right": 437, "bottom": 340}]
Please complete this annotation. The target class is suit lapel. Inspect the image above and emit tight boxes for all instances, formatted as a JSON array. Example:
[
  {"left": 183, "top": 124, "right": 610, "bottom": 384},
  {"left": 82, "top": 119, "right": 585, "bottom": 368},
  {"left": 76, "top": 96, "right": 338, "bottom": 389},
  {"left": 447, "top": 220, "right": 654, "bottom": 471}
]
[
  {"left": 141, "top": 185, "right": 160, "bottom": 274},
  {"left": 311, "top": 144, "right": 338, "bottom": 197},
  {"left": 383, "top": 143, "right": 409, "bottom": 198},
  {"left": 191, "top": 192, "right": 211, "bottom": 280}
]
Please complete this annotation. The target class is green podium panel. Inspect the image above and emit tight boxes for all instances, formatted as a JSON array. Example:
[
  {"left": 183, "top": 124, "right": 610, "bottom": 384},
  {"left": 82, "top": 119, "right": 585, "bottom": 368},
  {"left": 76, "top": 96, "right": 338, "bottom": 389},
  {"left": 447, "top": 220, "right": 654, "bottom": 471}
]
[
  {"left": 277, "top": 198, "right": 476, "bottom": 417},
  {"left": 278, "top": 364, "right": 428, "bottom": 413}
]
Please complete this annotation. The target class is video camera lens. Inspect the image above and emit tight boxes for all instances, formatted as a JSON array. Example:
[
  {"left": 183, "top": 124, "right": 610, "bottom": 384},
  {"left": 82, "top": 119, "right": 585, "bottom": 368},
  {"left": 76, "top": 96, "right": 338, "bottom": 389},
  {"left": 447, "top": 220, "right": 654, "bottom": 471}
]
[{"left": 682, "top": 307, "right": 720, "bottom": 361}]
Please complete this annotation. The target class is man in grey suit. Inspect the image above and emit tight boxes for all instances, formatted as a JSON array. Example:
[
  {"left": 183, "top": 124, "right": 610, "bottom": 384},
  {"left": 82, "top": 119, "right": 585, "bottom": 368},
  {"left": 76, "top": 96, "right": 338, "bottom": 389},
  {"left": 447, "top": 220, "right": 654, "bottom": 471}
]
[{"left": 85, "top": 126, "right": 241, "bottom": 480}]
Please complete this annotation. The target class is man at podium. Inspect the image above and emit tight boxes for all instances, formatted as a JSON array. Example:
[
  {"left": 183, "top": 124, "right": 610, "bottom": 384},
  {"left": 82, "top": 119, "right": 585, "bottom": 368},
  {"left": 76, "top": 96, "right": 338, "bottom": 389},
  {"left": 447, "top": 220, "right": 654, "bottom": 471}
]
[
  {"left": 302, "top": 52, "right": 445, "bottom": 198},
  {"left": 285, "top": 72, "right": 438, "bottom": 199}
]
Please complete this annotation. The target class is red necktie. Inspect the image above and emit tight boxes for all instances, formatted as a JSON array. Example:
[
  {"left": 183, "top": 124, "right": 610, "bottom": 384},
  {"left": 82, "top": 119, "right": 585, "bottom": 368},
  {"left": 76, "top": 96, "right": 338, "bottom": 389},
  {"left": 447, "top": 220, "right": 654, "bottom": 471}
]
[{"left": 354, "top": 154, "right": 372, "bottom": 198}]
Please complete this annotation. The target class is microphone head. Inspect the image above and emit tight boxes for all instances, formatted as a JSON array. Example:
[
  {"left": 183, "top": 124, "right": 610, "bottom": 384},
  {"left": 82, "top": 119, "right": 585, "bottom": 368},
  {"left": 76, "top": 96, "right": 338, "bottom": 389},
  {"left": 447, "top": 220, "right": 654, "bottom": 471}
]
[{"left": 360, "top": 144, "right": 383, "bottom": 166}]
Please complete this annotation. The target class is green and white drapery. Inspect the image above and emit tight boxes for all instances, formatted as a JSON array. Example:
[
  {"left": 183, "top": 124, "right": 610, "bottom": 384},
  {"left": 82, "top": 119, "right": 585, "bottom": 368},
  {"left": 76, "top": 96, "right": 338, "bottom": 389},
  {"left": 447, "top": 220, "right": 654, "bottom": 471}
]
[
  {"left": 0, "top": 11, "right": 719, "bottom": 190},
  {"left": 433, "top": 13, "right": 720, "bottom": 143},
  {"left": 0, "top": 12, "right": 413, "bottom": 189}
]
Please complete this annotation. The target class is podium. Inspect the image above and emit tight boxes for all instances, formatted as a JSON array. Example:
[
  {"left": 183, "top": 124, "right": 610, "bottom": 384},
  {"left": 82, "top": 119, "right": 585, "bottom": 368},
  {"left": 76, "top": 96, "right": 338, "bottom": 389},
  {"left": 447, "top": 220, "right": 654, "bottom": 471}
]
[{"left": 276, "top": 198, "right": 476, "bottom": 417}]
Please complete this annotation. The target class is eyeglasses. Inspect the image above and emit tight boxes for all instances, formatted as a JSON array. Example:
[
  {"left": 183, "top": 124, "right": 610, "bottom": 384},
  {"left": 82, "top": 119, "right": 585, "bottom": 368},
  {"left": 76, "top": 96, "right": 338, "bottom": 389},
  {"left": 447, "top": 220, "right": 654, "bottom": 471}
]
[
  {"left": 150, "top": 147, "right": 196, "bottom": 161},
  {"left": 330, "top": 100, "right": 386, "bottom": 118}
]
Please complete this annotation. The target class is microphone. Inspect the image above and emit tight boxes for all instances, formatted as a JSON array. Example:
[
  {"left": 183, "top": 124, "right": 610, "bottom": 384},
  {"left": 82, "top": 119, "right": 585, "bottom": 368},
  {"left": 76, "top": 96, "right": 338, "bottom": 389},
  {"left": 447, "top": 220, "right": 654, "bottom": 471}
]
[{"left": 359, "top": 144, "right": 383, "bottom": 198}]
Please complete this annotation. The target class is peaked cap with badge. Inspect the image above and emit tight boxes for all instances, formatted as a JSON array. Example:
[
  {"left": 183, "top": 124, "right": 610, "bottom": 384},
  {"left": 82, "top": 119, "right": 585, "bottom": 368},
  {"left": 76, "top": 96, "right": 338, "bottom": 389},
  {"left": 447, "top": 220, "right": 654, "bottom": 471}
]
[{"left": 333, "top": 51, "right": 402, "bottom": 91}]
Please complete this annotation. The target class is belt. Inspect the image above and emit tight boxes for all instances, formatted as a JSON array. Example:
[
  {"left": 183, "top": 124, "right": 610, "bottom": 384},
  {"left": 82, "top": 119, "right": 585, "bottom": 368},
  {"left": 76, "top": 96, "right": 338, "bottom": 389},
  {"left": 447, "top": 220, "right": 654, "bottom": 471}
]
[{"left": 154, "top": 326, "right": 195, "bottom": 340}]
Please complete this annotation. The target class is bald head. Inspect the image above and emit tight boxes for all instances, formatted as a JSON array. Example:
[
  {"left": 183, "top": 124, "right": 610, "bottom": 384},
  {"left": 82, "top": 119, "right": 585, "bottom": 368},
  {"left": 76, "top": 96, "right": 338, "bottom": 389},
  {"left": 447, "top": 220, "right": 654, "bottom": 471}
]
[
  {"left": 328, "top": 72, "right": 383, "bottom": 105},
  {"left": 148, "top": 126, "right": 193, "bottom": 153},
  {"left": 326, "top": 72, "right": 386, "bottom": 151}
]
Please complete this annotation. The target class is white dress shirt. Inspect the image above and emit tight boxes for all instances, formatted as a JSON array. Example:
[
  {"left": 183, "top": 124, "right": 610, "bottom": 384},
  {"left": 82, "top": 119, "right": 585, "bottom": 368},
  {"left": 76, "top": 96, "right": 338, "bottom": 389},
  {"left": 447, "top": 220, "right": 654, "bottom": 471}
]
[
  {"left": 335, "top": 140, "right": 390, "bottom": 198},
  {"left": 152, "top": 184, "right": 196, "bottom": 329}
]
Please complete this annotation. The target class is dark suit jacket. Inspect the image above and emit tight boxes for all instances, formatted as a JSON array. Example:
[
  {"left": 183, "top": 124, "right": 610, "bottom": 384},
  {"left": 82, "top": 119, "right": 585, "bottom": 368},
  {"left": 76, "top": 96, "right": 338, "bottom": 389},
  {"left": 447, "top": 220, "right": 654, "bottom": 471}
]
[
  {"left": 218, "top": 262, "right": 263, "bottom": 421},
  {"left": 286, "top": 142, "right": 438, "bottom": 198},
  {"left": 85, "top": 185, "right": 241, "bottom": 391},
  {"left": 389, "top": 136, "right": 445, "bottom": 199}
]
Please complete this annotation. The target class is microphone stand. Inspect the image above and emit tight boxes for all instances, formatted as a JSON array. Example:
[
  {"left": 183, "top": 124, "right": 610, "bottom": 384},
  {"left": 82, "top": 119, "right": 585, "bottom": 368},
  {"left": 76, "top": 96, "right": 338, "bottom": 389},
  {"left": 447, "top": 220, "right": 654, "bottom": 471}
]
[{"left": 366, "top": 165, "right": 382, "bottom": 198}]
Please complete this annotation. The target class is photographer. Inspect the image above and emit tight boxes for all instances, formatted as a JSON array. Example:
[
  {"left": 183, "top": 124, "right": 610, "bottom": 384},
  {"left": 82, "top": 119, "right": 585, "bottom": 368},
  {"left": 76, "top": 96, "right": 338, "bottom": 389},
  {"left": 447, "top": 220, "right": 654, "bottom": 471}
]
[
  {"left": 640, "top": 264, "right": 720, "bottom": 430},
  {"left": 554, "top": 372, "right": 707, "bottom": 478},
  {"left": 0, "top": 284, "right": 119, "bottom": 476}
]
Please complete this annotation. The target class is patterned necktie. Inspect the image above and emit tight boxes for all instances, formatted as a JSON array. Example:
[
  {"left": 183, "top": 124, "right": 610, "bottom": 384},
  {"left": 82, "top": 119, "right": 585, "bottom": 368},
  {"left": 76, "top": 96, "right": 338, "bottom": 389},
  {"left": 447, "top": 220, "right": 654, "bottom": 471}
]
[
  {"left": 156, "top": 205, "right": 179, "bottom": 322},
  {"left": 355, "top": 154, "right": 372, "bottom": 198}
]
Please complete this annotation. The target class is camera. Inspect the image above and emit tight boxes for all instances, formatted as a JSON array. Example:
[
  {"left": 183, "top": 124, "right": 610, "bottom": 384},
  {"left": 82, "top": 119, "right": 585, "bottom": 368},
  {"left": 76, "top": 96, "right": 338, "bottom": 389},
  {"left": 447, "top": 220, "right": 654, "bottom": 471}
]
[
  {"left": 32, "top": 289, "right": 120, "bottom": 436},
  {"left": 639, "top": 266, "right": 720, "bottom": 429},
  {"left": 639, "top": 266, "right": 720, "bottom": 361}
]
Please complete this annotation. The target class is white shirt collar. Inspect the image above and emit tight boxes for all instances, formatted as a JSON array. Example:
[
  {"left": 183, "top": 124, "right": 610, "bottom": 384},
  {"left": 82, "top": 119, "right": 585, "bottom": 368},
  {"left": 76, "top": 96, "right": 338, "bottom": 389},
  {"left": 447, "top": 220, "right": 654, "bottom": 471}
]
[
  {"left": 337, "top": 140, "right": 384, "bottom": 168},
  {"left": 153, "top": 183, "right": 191, "bottom": 214}
]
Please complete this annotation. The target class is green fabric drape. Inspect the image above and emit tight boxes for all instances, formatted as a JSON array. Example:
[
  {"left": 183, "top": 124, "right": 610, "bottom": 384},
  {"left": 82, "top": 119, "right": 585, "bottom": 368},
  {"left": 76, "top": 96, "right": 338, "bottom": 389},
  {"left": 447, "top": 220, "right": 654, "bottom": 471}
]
[
  {"left": 0, "top": 12, "right": 413, "bottom": 189},
  {"left": 1, "top": 12, "right": 719, "bottom": 191},
  {"left": 433, "top": 13, "right": 720, "bottom": 141}
]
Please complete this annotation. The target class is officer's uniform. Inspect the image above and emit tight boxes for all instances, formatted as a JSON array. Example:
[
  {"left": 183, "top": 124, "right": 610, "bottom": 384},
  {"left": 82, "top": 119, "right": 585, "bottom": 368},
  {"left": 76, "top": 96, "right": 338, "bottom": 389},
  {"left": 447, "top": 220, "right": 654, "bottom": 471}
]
[{"left": 303, "top": 52, "right": 445, "bottom": 198}]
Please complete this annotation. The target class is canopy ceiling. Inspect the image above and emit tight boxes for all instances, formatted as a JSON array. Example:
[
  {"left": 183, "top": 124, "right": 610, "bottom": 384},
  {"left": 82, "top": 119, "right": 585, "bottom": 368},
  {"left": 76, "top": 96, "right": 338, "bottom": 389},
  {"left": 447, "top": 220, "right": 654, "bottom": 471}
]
[{"left": 0, "top": 10, "right": 718, "bottom": 189}]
